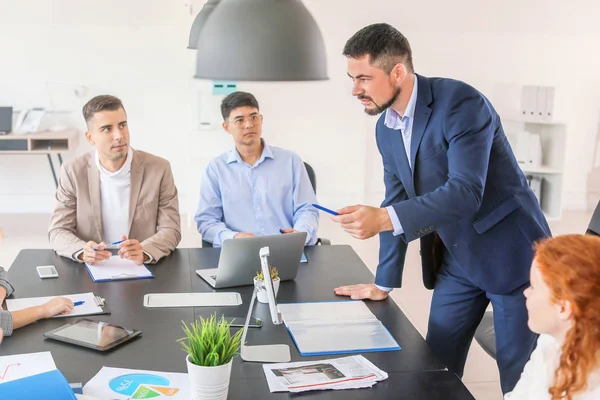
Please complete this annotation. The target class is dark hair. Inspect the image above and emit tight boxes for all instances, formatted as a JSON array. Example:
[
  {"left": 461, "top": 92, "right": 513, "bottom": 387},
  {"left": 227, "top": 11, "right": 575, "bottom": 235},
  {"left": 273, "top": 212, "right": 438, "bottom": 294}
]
[
  {"left": 82, "top": 95, "right": 125, "bottom": 123},
  {"left": 220, "top": 91, "right": 259, "bottom": 120},
  {"left": 343, "top": 23, "right": 414, "bottom": 73}
]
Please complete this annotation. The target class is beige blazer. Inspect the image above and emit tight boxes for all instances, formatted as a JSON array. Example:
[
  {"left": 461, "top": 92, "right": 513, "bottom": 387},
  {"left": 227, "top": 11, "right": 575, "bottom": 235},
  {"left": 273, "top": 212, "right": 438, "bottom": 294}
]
[{"left": 48, "top": 149, "right": 181, "bottom": 263}]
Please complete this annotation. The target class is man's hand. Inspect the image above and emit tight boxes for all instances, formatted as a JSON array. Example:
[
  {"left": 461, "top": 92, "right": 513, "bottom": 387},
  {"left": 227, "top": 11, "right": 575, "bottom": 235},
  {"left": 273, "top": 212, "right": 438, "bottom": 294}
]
[
  {"left": 331, "top": 205, "right": 393, "bottom": 240},
  {"left": 0, "top": 286, "right": 7, "bottom": 305},
  {"left": 42, "top": 297, "right": 74, "bottom": 318},
  {"left": 334, "top": 283, "right": 389, "bottom": 301},
  {"left": 79, "top": 241, "right": 111, "bottom": 264},
  {"left": 0, "top": 328, "right": 3, "bottom": 344},
  {"left": 280, "top": 228, "right": 298, "bottom": 234},
  {"left": 117, "top": 235, "right": 145, "bottom": 265},
  {"left": 234, "top": 232, "right": 255, "bottom": 239}
]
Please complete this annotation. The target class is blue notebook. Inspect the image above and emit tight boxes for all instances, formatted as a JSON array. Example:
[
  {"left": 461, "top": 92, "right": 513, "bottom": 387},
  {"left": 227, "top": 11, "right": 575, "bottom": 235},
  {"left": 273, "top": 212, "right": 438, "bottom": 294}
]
[
  {"left": 0, "top": 369, "right": 77, "bottom": 400},
  {"left": 278, "top": 300, "right": 401, "bottom": 356}
]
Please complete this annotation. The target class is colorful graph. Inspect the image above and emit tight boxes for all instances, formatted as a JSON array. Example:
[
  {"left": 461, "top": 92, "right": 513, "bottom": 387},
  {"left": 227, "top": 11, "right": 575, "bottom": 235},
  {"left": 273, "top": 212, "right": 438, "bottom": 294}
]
[
  {"left": 109, "top": 373, "right": 180, "bottom": 399},
  {"left": 0, "top": 363, "right": 21, "bottom": 381}
]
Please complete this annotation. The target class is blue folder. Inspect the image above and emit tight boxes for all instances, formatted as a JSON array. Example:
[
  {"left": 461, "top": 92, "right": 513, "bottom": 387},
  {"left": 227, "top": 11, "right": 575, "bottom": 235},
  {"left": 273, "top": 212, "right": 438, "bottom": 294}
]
[
  {"left": 278, "top": 300, "right": 401, "bottom": 357},
  {"left": 0, "top": 369, "right": 77, "bottom": 400}
]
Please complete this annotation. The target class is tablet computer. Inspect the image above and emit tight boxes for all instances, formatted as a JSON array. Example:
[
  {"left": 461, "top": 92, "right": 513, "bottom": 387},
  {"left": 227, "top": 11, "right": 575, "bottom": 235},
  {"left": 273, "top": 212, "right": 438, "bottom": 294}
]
[{"left": 43, "top": 318, "right": 142, "bottom": 351}]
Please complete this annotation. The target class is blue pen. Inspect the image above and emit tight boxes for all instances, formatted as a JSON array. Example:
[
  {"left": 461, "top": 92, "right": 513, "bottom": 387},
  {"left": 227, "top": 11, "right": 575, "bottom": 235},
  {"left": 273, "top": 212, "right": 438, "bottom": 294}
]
[
  {"left": 73, "top": 301, "right": 85, "bottom": 306},
  {"left": 105, "top": 240, "right": 124, "bottom": 249},
  {"left": 278, "top": 227, "right": 285, "bottom": 234},
  {"left": 312, "top": 203, "right": 340, "bottom": 216},
  {"left": 94, "top": 240, "right": 124, "bottom": 251}
]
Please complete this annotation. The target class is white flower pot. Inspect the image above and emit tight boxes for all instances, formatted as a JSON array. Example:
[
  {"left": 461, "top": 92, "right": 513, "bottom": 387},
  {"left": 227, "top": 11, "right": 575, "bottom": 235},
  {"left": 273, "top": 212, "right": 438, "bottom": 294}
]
[
  {"left": 186, "top": 355, "right": 232, "bottom": 400},
  {"left": 254, "top": 277, "right": 280, "bottom": 304}
]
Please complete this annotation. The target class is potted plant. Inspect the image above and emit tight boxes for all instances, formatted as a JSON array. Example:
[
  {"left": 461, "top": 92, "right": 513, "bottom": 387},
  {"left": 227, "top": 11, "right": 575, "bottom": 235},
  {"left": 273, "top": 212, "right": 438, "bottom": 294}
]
[
  {"left": 179, "top": 314, "right": 243, "bottom": 400},
  {"left": 254, "top": 266, "right": 280, "bottom": 304}
]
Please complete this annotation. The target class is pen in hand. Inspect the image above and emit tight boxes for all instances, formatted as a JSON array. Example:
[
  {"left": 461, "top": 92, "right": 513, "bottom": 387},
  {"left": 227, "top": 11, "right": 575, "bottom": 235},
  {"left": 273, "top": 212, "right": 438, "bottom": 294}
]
[{"left": 73, "top": 301, "right": 85, "bottom": 306}]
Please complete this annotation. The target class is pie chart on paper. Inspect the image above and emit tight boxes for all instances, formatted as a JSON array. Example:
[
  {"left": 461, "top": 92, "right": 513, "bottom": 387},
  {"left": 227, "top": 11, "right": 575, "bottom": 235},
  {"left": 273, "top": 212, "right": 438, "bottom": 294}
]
[{"left": 109, "top": 373, "right": 180, "bottom": 399}]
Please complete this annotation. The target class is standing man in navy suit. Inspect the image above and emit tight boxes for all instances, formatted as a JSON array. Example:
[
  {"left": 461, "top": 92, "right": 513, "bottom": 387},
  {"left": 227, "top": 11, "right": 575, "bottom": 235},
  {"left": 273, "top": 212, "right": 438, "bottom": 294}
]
[{"left": 332, "top": 23, "right": 551, "bottom": 393}]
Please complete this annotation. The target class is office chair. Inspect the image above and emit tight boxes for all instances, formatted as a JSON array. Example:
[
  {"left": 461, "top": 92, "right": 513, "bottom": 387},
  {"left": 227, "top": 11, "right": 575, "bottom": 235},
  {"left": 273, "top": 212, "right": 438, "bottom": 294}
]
[
  {"left": 586, "top": 199, "right": 600, "bottom": 236},
  {"left": 474, "top": 199, "right": 600, "bottom": 359},
  {"left": 201, "top": 162, "right": 330, "bottom": 247}
]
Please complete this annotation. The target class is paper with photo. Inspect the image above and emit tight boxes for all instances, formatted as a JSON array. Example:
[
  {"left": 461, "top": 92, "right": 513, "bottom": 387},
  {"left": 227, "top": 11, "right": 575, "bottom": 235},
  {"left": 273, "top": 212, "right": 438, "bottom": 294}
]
[{"left": 263, "top": 355, "right": 388, "bottom": 393}]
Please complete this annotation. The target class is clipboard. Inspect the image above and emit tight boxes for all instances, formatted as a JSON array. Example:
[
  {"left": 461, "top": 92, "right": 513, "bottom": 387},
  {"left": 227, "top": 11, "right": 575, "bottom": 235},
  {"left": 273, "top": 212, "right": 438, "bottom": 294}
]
[
  {"left": 5, "top": 293, "right": 111, "bottom": 318},
  {"left": 85, "top": 257, "right": 154, "bottom": 283}
]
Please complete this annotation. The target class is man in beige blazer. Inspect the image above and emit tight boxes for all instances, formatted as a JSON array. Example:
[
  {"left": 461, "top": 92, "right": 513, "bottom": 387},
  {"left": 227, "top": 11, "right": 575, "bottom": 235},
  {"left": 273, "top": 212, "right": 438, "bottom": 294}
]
[{"left": 48, "top": 95, "right": 181, "bottom": 265}]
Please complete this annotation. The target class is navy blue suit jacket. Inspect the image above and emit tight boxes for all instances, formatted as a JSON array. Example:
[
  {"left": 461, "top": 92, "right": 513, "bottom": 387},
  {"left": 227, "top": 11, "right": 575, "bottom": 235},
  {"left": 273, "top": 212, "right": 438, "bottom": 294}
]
[{"left": 376, "top": 74, "right": 551, "bottom": 294}]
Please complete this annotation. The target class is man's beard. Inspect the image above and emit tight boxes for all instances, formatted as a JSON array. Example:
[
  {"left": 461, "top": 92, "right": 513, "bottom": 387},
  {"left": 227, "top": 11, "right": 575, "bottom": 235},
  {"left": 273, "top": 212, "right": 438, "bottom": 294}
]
[{"left": 359, "top": 87, "right": 401, "bottom": 116}]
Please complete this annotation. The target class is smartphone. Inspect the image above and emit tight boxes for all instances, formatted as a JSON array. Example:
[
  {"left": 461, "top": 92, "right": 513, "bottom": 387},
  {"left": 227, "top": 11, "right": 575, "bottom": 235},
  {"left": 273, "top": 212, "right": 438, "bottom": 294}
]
[
  {"left": 37, "top": 265, "right": 59, "bottom": 279},
  {"left": 221, "top": 317, "right": 262, "bottom": 328}
]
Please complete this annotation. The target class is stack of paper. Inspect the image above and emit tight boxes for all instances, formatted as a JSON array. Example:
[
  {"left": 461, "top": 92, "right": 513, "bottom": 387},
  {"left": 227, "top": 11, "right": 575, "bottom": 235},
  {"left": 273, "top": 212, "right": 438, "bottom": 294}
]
[{"left": 263, "top": 355, "right": 388, "bottom": 393}]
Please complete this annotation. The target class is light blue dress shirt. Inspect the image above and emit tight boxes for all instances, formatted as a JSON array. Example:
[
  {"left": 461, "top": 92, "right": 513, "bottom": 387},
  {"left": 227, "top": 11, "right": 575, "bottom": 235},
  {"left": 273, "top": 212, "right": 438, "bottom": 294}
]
[
  {"left": 384, "top": 76, "right": 418, "bottom": 237},
  {"left": 378, "top": 76, "right": 418, "bottom": 293},
  {"left": 194, "top": 141, "right": 319, "bottom": 247}
]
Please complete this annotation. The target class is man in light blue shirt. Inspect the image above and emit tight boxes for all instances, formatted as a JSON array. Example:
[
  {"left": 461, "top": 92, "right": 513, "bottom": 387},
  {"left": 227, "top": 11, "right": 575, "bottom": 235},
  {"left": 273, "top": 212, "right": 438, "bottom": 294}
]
[{"left": 194, "top": 91, "right": 319, "bottom": 247}]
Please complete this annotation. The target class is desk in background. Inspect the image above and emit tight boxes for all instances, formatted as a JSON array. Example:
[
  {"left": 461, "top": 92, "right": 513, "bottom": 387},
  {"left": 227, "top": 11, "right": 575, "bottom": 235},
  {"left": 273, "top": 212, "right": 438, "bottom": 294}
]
[
  {"left": 0, "top": 129, "right": 78, "bottom": 188},
  {"left": 2, "top": 247, "right": 474, "bottom": 399}
]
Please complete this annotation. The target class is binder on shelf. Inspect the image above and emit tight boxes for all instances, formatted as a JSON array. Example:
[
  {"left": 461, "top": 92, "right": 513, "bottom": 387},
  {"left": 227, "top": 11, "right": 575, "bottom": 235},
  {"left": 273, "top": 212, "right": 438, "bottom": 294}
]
[
  {"left": 278, "top": 300, "right": 401, "bottom": 356},
  {"left": 520, "top": 85, "right": 537, "bottom": 119},
  {"left": 544, "top": 86, "right": 555, "bottom": 122},
  {"left": 535, "top": 86, "right": 546, "bottom": 121}
]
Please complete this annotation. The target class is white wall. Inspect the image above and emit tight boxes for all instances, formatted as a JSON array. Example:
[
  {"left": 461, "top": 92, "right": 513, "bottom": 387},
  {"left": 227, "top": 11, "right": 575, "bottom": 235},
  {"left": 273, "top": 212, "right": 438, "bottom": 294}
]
[{"left": 1, "top": 0, "right": 599, "bottom": 218}]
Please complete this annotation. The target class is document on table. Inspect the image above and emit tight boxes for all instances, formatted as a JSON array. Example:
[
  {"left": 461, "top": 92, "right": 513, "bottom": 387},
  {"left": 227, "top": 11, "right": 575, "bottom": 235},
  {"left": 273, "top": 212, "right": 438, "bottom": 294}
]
[
  {"left": 0, "top": 352, "right": 57, "bottom": 384},
  {"left": 263, "top": 355, "right": 388, "bottom": 393},
  {"left": 85, "top": 256, "right": 153, "bottom": 282},
  {"left": 5, "top": 292, "right": 104, "bottom": 318}
]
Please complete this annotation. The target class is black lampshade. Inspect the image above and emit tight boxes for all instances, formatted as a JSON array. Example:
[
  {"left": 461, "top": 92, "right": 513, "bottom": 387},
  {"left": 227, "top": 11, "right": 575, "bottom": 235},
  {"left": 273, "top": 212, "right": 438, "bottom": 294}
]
[
  {"left": 193, "top": 0, "right": 328, "bottom": 81},
  {"left": 187, "top": 0, "right": 220, "bottom": 50}
]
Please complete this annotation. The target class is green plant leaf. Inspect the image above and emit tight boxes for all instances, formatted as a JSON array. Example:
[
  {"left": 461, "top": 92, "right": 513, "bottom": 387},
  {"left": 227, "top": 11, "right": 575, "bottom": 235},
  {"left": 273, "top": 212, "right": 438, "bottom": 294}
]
[{"left": 179, "top": 313, "right": 243, "bottom": 367}]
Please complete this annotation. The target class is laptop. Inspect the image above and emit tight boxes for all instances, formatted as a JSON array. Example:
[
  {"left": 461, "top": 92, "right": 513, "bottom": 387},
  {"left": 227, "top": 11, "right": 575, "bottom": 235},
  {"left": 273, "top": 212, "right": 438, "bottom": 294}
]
[{"left": 196, "top": 232, "right": 307, "bottom": 289}]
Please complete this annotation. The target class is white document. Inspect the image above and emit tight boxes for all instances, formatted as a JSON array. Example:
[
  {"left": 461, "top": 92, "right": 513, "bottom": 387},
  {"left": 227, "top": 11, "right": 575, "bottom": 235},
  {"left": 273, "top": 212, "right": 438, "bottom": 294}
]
[
  {"left": 263, "top": 355, "right": 388, "bottom": 393},
  {"left": 6, "top": 292, "right": 103, "bottom": 318},
  {"left": 86, "top": 256, "right": 153, "bottom": 282},
  {"left": 83, "top": 367, "right": 190, "bottom": 399},
  {"left": 0, "top": 352, "right": 57, "bottom": 384},
  {"left": 278, "top": 301, "right": 400, "bottom": 356}
]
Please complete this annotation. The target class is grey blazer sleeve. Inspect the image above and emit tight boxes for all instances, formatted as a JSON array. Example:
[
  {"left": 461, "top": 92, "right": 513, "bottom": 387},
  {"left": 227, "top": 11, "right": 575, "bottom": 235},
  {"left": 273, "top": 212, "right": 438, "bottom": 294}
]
[
  {"left": 0, "top": 310, "right": 13, "bottom": 336},
  {"left": 0, "top": 267, "right": 15, "bottom": 297}
]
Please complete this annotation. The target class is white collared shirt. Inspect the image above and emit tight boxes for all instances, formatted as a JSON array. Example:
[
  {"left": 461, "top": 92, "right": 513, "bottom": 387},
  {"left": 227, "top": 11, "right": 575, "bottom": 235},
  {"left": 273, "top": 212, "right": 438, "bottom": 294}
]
[
  {"left": 505, "top": 334, "right": 600, "bottom": 400},
  {"left": 96, "top": 147, "right": 133, "bottom": 244}
]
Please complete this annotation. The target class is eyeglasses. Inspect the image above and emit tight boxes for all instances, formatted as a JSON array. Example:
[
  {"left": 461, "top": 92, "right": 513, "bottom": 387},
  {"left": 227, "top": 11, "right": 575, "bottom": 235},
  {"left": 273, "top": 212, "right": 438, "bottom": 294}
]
[{"left": 229, "top": 114, "right": 261, "bottom": 128}]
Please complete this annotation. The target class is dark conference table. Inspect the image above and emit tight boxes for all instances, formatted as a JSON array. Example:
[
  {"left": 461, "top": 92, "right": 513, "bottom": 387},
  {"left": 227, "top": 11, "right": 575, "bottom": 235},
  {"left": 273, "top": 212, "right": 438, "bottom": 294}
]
[{"left": 1, "top": 246, "right": 474, "bottom": 399}]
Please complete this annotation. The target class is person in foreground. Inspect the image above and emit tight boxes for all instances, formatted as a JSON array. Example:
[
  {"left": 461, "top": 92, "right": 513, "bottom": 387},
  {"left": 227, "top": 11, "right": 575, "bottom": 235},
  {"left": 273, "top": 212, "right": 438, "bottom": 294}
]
[
  {"left": 332, "top": 23, "right": 551, "bottom": 393},
  {"left": 194, "top": 91, "right": 319, "bottom": 247},
  {"left": 506, "top": 234, "right": 600, "bottom": 400},
  {"left": 48, "top": 95, "right": 181, "bottom": 265},
  {"left": 0, "top": 267, "right": 73, "bottom": 338}
]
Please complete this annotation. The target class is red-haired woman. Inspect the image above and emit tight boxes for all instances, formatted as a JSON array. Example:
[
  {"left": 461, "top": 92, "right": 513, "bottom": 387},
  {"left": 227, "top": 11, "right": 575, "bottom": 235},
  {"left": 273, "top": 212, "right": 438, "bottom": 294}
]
[{"left": 505, "top": 234, "right": 600, "bottom": 399}]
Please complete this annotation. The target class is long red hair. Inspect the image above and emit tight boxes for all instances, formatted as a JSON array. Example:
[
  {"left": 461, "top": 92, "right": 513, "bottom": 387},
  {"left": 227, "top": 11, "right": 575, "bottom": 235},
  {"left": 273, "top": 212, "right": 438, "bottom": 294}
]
[{"left": 534, "top": 234, "right": 600, "bottom": 400}]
